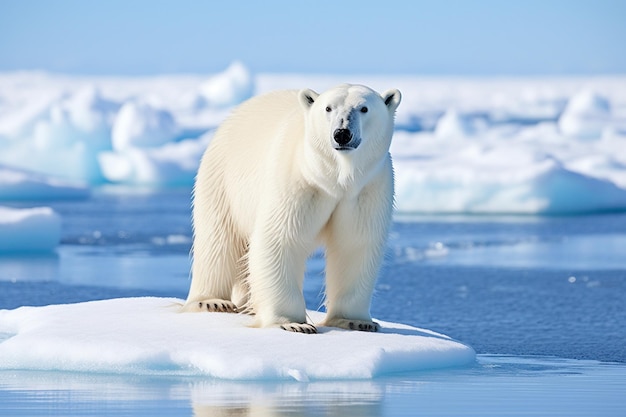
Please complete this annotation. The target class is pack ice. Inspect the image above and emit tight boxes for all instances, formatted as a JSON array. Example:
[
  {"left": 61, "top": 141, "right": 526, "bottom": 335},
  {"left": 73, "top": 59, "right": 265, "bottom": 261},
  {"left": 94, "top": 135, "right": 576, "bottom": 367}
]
[{"left": 1, "top": 64, "right": 626, "bottom": 215}]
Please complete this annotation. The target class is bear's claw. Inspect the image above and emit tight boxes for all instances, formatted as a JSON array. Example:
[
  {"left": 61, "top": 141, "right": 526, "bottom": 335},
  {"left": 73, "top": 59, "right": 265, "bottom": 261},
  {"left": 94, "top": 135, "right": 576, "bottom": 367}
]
[
  {"left": 280, "top": 323, "right": 317, "bottom": 334},
  {"left": 349, "top": 322, "right": 379, "bottom": 332},
  {"left": 191, "top": 299, "right": 238, "bottom": 313},
  {"left": 323, "top": 318, "right": 380, "bottom": 332}
]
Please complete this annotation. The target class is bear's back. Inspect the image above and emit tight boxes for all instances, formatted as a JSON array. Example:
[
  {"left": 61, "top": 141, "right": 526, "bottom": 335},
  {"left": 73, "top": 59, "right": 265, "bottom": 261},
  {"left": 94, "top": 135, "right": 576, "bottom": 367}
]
[
  {"left": 197, "top": 89, "right": 307, "bottom": 236},
  {"left": 220, "top": 90, "right": 303, "bottom": 143}
]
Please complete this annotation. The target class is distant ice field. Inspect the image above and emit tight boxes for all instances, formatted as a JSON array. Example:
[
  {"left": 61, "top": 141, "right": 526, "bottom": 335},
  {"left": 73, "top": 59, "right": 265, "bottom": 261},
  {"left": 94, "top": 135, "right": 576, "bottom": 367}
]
[{"left": 2, "top": 63, "right": 626, "bottom": 215}]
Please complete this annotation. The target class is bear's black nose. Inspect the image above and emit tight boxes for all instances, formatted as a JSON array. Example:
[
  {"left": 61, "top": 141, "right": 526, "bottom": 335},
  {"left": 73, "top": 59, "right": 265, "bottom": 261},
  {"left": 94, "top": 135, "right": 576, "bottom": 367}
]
[{"left": 333, "top": 128, "right": 353, "bottom": 146}]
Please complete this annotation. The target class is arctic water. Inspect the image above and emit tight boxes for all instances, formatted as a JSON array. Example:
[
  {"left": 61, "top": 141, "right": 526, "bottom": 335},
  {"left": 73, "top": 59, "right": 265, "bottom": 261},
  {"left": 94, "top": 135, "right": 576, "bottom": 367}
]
[{"left": 1, "top": 188, "right": 624, "bottom": 416}]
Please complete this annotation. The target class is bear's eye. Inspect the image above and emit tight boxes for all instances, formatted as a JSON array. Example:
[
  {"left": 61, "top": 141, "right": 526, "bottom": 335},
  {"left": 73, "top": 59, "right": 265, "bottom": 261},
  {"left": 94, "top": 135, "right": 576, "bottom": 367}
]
[
  {"left": 360, "top": 106, "right": 368, "bottom": 113},
  {"left": 325, "top": 106, "right": 332, "bottom": 112}
]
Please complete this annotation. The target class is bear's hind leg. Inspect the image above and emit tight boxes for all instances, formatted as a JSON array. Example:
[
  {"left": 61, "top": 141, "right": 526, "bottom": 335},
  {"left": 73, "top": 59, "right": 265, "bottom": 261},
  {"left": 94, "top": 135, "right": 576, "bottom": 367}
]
[
  {"left": 183, "top": 234, "right": 245, "bottom": 313},
  {"left": 183, "top": 195, "right": 247, "bottom": 314}
]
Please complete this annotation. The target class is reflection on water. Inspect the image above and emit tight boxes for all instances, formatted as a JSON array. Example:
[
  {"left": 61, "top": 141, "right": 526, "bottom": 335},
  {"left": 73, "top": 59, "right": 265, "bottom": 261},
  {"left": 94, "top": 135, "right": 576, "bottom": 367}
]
[
  {"left": 0, "top": 371, "right": 384, "bottom": 417},
  {"left": 190, "top": 380, "right": 382, "bottom": 417},
  {"left": 1, "top": 356, "right": 625, "bottom": 417}
]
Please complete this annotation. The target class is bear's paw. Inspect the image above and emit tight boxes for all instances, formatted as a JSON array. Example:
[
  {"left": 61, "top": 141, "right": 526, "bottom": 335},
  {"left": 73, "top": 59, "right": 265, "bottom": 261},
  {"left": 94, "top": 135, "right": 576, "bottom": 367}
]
[
  {"left": 280, "top": 323, "right": 317, "bottom": 334},
  {"left": 193, "top": 299, "right": 239, "bottom": 313},
  {"left": 323, "top": 318, "right": 380, "bottom": 332}
]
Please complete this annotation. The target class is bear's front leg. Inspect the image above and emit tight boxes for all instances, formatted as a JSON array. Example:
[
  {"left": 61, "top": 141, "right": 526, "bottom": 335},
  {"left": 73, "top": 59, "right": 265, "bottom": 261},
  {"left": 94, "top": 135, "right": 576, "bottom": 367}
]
[
  {"left": 245, "top": 197, "right": 324, "bottom": 333},
  {"left": 247, "top": 234, "right": 314, "bottom": 332},
  {"left": 321, "top": 164, "right": 393, "bottom": 332},
  {"left": 280, "top": 323, "right": 317, "bottom": 334},
  {"left": 245, "top": 186, "right": 336, "bottom": 333}
]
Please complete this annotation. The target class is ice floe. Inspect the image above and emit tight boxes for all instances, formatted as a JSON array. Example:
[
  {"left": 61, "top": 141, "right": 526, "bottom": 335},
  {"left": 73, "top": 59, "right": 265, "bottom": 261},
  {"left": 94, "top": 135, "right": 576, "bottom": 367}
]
[
  {"left": 0, "top": 206, "right": 61, "bottom": 253},
  {"left": 0, "top": 297, "right": 476, "bottom": 380}
]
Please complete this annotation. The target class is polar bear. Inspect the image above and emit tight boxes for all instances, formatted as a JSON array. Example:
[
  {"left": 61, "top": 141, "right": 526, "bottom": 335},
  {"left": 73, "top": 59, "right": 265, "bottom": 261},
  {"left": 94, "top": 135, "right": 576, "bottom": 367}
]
[{"left": 183, "top": 84, "right": 401, "bottom": 333}]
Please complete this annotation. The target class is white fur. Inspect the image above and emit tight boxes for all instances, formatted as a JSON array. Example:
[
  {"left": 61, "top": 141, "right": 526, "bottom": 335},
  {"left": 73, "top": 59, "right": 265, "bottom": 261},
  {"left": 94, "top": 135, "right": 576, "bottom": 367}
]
[{"left": 184, "top": 84, "right": 401, "bottom": 331}]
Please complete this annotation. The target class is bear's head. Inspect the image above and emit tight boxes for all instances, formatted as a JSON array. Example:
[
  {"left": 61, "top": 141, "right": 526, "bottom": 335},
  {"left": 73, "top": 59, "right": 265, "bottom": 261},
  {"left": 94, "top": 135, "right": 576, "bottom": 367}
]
[{"left": 298, "top": 84, "right": 401, "bottom": 160}]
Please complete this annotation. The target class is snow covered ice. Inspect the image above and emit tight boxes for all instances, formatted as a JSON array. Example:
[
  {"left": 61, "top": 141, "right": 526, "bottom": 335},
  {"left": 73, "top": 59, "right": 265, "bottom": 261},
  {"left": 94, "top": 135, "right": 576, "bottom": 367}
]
[
  {"left": 0, "top": 165, "right": 87, "bottom": 253},
  {"left": 0, "top": 206, "right": 60, "bottom": 253},
  {"left": 0, "top": 297, "right": 475, "bottom": 380},
  {"left": 197, "top": 61, "right": 254, "bottom": 108},
  {"left": 1, "top": 64, "right": 626, "bottom": 214}
]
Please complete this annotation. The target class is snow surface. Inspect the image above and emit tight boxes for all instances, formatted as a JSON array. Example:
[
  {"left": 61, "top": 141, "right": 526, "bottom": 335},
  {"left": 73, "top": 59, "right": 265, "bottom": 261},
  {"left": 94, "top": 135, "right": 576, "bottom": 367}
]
[
  {"left": 1, "top": 65, "right": 626, "bottom": 213},
  {"left": 0, "top": 206, "right": 61, "bottom": 252},
  {"left": 0, "top": 297, "right": 475, "bottom": 380}
]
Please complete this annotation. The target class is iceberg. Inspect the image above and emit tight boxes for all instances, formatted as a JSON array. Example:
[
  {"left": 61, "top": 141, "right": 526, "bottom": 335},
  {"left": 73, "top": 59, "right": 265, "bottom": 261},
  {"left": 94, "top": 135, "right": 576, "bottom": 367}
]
[
  {"left": 197, "top": 61, "right": 254, "bottom": 108},
  {"left": 558, "top": 90, "right": 612, "bottom": 139},
  {"left": 0, "top": 166, "right": 83, "bottom": 253},
  {"left": 0, "top": 64, "right": 240, "bottom": 185},
  {"left": 0, "top": 297, "right": 475, "bottom": 380},
  {"left": 433, "top": 109, "right": 477, "bottom": 139},
  {"left": 394, "top": 144, "right": 626, "bottom": 214},
  {"left": 111, "top": 101, "right": 180, "bottom": 151},
  {"left": 98, "top": 134, "right": 210, "bottom": 186},
  {"left": 0, "top": 206, "right": 61, "bottom": 253},
  {"left": 0, "top": 86, "right": 118, "bottom": 183}
]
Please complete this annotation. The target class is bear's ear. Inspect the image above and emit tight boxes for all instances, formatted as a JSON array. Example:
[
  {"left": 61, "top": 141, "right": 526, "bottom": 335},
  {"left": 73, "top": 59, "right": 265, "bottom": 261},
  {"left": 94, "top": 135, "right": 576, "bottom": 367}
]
[
  {"left": 382, "top": 89, "right": 402, "bottom": 112},
  {"left": 298, "top": 89, "right": 319, "bottom": 110}
]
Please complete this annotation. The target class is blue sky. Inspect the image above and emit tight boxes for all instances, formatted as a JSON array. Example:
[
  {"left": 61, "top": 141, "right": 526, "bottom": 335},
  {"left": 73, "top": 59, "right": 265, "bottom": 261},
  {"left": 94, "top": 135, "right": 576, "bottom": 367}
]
[{"left": 1, "top": 0, "right": 625, "bottom": 75}]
